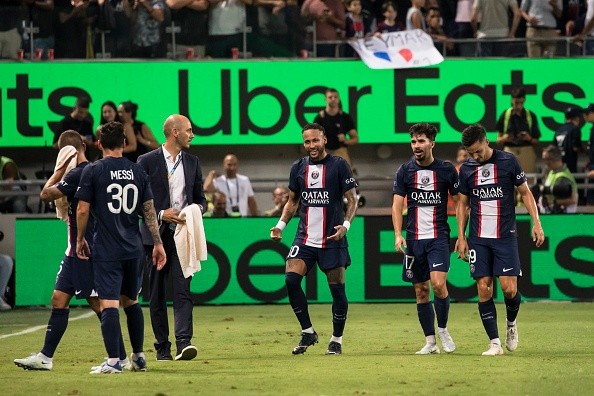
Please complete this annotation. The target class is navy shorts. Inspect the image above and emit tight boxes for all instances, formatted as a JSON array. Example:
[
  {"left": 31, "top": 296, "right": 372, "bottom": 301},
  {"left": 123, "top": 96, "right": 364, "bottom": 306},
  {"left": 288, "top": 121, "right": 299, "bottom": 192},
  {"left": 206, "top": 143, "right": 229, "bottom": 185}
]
[
  {"left": 93, "top": 257, "right": 143, "bottom": 300},
  {"left": 54, "top": 255, "right": 96, "bottom": 299},
  {"left": 468, "top": 236, "right": 522, "bottom": 278},
  {"left": 286, "top": 243, "right": 351, "bottom": 273},
  {"left": 402, "top": 237, "right": 451, "bottom": 283}
]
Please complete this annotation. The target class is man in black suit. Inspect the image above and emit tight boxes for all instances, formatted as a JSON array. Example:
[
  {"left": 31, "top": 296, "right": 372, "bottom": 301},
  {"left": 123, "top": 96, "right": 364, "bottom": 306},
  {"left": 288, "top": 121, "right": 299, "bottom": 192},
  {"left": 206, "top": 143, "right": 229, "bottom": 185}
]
[{"left": 137, "top": 114, "right": 207, "bottom": 361}]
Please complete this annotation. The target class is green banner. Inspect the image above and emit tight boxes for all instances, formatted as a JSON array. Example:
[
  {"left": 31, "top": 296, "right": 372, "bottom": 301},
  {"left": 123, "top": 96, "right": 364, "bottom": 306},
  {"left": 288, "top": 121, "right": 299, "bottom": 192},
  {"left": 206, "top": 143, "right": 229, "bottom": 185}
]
[
  {"left": 1, "top": 59, "right": 593, "bottom": 147},
  {"left": 15, "top": 216, "right": 594, "bottom": 305}
]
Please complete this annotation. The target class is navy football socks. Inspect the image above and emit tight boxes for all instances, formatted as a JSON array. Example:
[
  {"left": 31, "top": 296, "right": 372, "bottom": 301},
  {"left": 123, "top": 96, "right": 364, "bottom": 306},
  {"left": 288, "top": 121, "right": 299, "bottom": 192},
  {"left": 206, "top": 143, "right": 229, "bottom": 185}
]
[
  {"left": 124, "top": 303, "right": 144, "bottom": 354},
  {"left": 40, "top": 308, "right": 70, "bottom": 358},
  {"left": 434, "top": 295, "right": 450, "bottom": 329},
  {"left": 478, "top": 298, "right": 499, "bottom": 340},
  {"left": 417, "top": 301, "right": 435, "bottom": 336},
  {"left": 329, "top": 283, "right": 348, "bottom": 337},
  {"left": 505, "top": 292, "right": 522, "bottom": 324},
  {"left": 285, "top": 272, "right": 312, "bottom": 330}
]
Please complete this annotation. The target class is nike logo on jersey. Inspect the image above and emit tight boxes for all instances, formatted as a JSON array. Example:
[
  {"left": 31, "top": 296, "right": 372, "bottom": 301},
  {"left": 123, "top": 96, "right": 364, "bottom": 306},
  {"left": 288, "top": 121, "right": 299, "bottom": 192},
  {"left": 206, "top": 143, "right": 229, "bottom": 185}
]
[
  {"left": 480, "top": 178, "right": 490, "bottom": 183},
  {"left": 502, "top": 267, "right": 514, "bottom": 272},
  {"left": 75, "top": 290, "right": 82, "bottom": 295},
  {"left": 310, "top": 181, "right": 319, "bottom": 187},
  {"left": 432, "top": 263, "right": 444, "bottom": 268}
]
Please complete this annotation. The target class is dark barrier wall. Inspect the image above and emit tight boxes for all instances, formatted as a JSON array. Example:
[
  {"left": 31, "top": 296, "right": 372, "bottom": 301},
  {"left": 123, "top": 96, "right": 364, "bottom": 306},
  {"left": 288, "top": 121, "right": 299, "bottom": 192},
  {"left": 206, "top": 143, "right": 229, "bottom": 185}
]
[
  {"left": 1, "top": 59, "right": 593, "bottom": 147},
  {"left": 15, "top": 216, "right": 594, "bottom": 305}
]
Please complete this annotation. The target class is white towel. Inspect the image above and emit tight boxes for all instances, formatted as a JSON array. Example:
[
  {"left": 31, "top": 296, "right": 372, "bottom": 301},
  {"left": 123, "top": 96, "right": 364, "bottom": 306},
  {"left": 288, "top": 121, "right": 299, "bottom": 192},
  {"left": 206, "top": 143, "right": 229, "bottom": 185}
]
[
  {"left": 174, "top": 204, "right": 207, "bottom": 278},
  {"left": 54, "top": 145, "right": 77, "bottom": 221}
]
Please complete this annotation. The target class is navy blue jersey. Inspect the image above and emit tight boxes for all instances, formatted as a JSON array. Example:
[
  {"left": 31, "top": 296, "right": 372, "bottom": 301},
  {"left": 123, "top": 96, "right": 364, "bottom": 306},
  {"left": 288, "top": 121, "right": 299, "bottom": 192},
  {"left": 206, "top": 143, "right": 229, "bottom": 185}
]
[
  {"left": 393, "top": 158, "right": 459, "bottom": 240},
  {"left": 56, "top": 162, "right": 94, "bottom": 257},
  {"left": 288, "top": 154, "right": 356, "bottom": 248},
  {"left": 75, "top": 157, "right": 153, "bottom": 261},
  {"left": 458, "top": 150, "right": 526, "bottom": 239}
]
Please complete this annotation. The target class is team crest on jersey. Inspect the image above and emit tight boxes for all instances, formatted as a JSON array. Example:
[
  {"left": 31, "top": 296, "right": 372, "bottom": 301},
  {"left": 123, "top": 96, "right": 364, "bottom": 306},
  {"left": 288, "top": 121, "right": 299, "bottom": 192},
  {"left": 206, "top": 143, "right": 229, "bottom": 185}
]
[
  {"left": 421, "top": 175, "right": 430, "bottom": 184},
  {"left": 470, "top": 264, "right": 475, "bottom": 273},
  {"left": 311, "top": 170, "right": 319, "bottom": 180},
  {"left": 481, "top": 169, "right": 490, "bottom": 178},
  {"left": 406, "top": 269, "right": 413, "bottom": 279}
]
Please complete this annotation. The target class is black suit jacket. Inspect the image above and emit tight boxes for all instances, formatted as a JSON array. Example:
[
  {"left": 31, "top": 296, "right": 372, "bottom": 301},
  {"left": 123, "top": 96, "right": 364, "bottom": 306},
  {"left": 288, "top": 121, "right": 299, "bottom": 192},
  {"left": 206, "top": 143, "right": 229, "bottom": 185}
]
[{"left": 137, "top": 146, "right": 206, "bottom": 245}]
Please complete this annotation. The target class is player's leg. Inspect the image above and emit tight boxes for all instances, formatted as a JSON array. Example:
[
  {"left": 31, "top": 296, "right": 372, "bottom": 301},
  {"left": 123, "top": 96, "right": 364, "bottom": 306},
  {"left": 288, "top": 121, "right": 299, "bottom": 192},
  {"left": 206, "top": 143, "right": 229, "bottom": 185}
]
[
  {"left": 493, "top": 238, "right": 522, "bottom": 352},
  {"left": 428, "top": 238, "right": 455, "bottom": 352},
  {"left": 413, "top": 280, "right": 440, "bottom": 354},
  {"left": 285, "top": 245, "right": 317, "bottom": 354},
  {"left": 120, "top": 257, "right": 147, "bottom": 370},
  {"left": 326, "top": 265, "right": 347, "bottom": 355}
]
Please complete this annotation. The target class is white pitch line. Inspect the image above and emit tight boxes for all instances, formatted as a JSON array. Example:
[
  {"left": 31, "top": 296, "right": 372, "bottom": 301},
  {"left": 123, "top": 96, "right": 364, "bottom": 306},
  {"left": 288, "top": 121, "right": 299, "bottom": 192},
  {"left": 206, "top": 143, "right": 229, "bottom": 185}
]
[{"left": 0, "top": 311, "right": 95, "bottom": 340}]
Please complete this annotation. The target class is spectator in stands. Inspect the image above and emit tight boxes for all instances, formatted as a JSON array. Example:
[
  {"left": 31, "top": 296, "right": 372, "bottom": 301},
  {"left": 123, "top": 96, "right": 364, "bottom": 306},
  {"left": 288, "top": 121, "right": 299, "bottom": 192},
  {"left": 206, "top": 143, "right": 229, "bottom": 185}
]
[
  {"left": 0, "top": 1, "right": 23, "bottom": 60},
  {"left": 405, "top": 0, "right": 426, "bottom": 31},
  {"left": 472, "top": 0, "right": 521, "bottom": 57},
  {"left": 203, "top": 191, "right": 240, "bottom": 217},
  {"left": 206, "top": 0, "right": 251, "bottom": 58},
  {"left": 438, "top": 0, "right": 457, "bottom": 36},
  {"left": 166, "top": 0, "right": 209, "bottom": 59},
  {"left": 454, "top": 0, "right": 475, "bottom": 57},
  {"left": 426, "top": 6, "right": 454, "bottom": 53},
  {"left": 301, "top": 0, "right": 346, "bottom": 57},
  {"left": 55, "top": 0, "right": 93, "bottom": 58},
  {"left": 252, "top": 0, "right": 296, "bottom": 57},
  {"left": 119, "top": 100, "right": 156, "bottom": 162},
  {"left": 0, "top": 254, "right": 13, "bottom": 311},
  {"left": 0, "top": 156, "right": 28, "bottom": 214},
  {"left": 314, "top": 88, "right": 359, "bottom": 168},
  {"left": 553, "top": 106, "right": 584, "bottom": 173},
  {"left": 534, "top": 145, "right": 578, "bottom": 213},
  {"left": 496, "top": 87, "right": 541, "bottom": 173},
  {"left": 23, "top": 0, "right": 56, "bottom": 60},
  {"left": 130, "top": 0, "right": 165, "bottom": 58},
  {"left": 98, "top": 101, "right": 120, "bottom": 132},
  {"left": 520, "top": 0, "right": 563, "bottom": 58},
  {"left": 53, "top": 96, "right": 95, "bottom": 151},
  {"left": 204, "top": 154, "right": 259, "bottom": 216},
  {"left": 101, "top": 0, "right": 133, "bottom": 58},
  {"left": 584, "top": 103, "right": 594, "bottom": 204},
  {"left": 375, "top": 1, "right": 403, "bottom": 34},
  {"left": 574, "top": 0, "right": 594, "bottom": 54},
  {"left": 344, "top": 0, "right": 375, "bottom": 57},
  {"left": 264, "top": 186, "right": 289, "bottom": 217}
]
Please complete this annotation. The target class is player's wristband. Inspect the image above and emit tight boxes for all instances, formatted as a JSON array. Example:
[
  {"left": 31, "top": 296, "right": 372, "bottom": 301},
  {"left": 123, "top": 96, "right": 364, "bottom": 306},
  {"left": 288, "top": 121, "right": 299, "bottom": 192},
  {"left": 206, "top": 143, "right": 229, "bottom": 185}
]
[
  {"left": 275, "top": 220, "right": 287, "bottom": 231},
  {"left": 342, "top": 220, "right": 351, "bottom": 231}
]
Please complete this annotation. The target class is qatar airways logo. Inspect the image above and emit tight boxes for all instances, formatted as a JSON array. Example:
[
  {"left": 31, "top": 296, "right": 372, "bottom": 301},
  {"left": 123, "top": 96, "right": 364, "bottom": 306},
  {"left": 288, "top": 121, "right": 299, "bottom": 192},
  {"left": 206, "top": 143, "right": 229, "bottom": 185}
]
[
  {"left": 301, "top": 190, "right": 330, "bottom": 205},
  {"left": 472, "top": 186, "right": 504, "bottom": 199},
  {"left": 410, "top": 190, "right": 442, "bottom": 204}
]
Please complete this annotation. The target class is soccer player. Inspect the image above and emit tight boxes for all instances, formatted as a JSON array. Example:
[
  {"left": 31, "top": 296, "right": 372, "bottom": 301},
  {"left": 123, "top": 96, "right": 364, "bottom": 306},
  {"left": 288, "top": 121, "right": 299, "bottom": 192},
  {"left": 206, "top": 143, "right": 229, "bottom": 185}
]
[
  {"left": 14, "top": 130, "right": 127, "bottom": 371},
  {"left": 455, "top": 124, "right": 544, "bottom": 356},
  {"left": 270, "top": 122, "right": 358, "bottom": 355},
  {"left": 75, "top": 121, "right": 166, "bottom": 374},
  {"left": 392, "top": 123, "right": 459, "bottom": 355}
]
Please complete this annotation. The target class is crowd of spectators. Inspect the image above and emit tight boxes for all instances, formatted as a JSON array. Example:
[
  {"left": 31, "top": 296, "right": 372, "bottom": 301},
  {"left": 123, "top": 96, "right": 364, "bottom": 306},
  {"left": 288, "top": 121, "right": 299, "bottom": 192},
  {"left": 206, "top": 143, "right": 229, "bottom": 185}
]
[{"left": 1, "top": 0, "right": 593, "bottom": 60}]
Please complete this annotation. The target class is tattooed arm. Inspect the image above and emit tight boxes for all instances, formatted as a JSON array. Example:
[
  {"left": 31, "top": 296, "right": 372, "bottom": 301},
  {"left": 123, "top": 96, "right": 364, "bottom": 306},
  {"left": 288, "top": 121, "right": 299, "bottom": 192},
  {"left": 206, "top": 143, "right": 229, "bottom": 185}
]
[{"left": 143, "top": 199, "right": 166, "bottom": 269}]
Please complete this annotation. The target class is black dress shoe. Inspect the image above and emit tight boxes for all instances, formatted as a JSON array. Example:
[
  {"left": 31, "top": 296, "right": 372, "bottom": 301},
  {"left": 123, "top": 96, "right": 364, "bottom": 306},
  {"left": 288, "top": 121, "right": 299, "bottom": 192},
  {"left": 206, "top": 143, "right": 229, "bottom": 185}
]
[{"left": 155, "top": 341, "right": 173, "bottom": 361}]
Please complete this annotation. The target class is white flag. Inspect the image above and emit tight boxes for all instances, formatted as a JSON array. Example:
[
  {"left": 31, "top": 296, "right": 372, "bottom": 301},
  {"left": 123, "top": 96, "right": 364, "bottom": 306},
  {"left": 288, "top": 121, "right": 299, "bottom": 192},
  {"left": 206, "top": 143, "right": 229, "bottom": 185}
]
[{"left": 348, "top": 30, "right": 444, "bottom": 69}]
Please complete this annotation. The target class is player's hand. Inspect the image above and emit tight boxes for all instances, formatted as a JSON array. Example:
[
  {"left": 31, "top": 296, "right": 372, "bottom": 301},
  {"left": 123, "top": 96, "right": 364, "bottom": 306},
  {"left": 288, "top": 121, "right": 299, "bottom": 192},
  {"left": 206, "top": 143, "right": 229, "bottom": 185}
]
[
  {"left": 153, "top": 244, "right": 167, "bottom": 270},
  {"left": 76, "top": 238, "right": 91, "bottom": 260},
  {"left": 532, "top": 223, "right": 545, "bottom": 247},
  {"left": 394, "top": 234, "right": 406, "bottom": 254},
  {"left": 270, "top": 227, "right": 282, "bottom": 242},
  {"left": 454, "top": 237, "right": 469, "bottom": 260},
  {"left": 162, "top": 207, "right": 184, "bottom": 224},
  {"left": 327, "top": 225, "right": 347, "bottom": 241}
]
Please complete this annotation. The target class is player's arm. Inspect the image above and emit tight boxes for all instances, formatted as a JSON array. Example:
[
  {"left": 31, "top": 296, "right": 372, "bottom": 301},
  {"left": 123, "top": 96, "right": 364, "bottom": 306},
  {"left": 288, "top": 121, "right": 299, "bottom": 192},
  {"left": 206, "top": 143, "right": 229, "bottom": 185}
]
[
  {"left": 270, "top": 189, "right": 299, "bottom": 241},
  {"left": 76, "top": 200, "right": 91, "bottom": 260},
  {"left": 454, "top": 193, "right": 470, "bottom": 259},
  {"left": 39, "top": 158, "right": 76, "bottom": 202},
  {"left": 517, "top": 182, "right": 545, "bottom": 247},
  {"left": 391, "top": 194, "right": 406, "bottom": 253},
  {"left": 328, "top": 187, "right": 357, "bottom": 241},
  {"left": 142, "top": 199, "right": 167, "bottom": 270}
]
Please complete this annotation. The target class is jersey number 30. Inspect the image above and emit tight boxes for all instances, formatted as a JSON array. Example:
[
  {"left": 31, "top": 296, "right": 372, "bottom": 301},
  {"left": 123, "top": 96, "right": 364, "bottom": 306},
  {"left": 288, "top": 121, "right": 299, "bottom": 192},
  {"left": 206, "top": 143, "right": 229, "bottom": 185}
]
[{"left": 107, "top": 183, "right": 139, "bottom": 214}]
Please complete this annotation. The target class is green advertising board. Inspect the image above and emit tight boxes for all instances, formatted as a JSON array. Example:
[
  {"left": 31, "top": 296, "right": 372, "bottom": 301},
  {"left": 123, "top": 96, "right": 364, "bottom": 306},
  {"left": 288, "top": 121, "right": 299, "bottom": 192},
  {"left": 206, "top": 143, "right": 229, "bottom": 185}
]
[
  {"left": 14, "top": 216, "right": 593, "bottom": 305},
  {"left": 1, "top": 59, "right": 593, "bottom": 147}
]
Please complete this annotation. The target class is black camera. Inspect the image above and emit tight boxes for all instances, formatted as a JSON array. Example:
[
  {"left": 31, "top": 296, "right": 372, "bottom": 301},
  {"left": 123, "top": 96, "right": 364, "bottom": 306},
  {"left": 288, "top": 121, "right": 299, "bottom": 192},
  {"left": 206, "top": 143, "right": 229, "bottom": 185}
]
[{"left": 231, "top": 205, "right": 240, "bottom": 213}]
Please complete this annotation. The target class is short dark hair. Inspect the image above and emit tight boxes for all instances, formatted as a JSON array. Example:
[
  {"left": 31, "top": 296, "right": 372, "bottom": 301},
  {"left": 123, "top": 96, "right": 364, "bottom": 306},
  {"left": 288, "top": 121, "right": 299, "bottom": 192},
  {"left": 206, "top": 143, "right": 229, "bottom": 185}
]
[
  {"left": 99, "top": 101, "right": 119, "bottom": 125},
  {"left": 302, "top": 122, "right": 325, "bottom": 135},
  {"left": 99, "top": 121, "right": 125, "bottom": 150},
  {"left": 58, "top": 130, "right": 85, "bottom": 151},
  {"left": 409, "top": 122, "right": 437, "bottom": 141},
  {"left": 511, "top": 87, "right": 526, "bottom": 99},
  {"left": 461, "top": 124, "right": 487, "bottom": 147},
  {"left": 76, "top": 96, "right": 91, "bottom": 109},
  {"left": 120, "top": 100, "right": 138, "bottom": 119},
  {"left": 381, "top": 0, "right": 396, "bottom": 13},
  {"left": 542, "top": 145, "right": 562, "bottom": 161}
]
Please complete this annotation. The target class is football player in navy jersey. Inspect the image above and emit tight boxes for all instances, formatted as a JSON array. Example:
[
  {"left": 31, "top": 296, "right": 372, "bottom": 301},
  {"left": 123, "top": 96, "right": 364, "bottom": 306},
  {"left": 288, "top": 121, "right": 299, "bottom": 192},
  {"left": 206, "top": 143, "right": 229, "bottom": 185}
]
[
  {"left": 14, "top": 131, "right": 126, "bottom": 371},
  {"left": 75, "top": 121, "right": 166, "bottom": 374},
  {"left": 392, "top": 123, "right": 459, "bottom": 355},
  {"left": 455, "top": 124, "right": 544, "bottom": 356},
  {"left": 270, "top": 123, "right": 358, "bottom": 356}
]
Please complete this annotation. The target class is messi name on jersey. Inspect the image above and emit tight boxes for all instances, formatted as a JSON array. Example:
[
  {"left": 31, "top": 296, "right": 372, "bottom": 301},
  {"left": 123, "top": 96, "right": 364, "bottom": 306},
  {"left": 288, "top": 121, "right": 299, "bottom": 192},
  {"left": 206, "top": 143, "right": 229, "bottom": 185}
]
[{"left": 110, "top": 169, "right": 135, "bottom": 180}]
